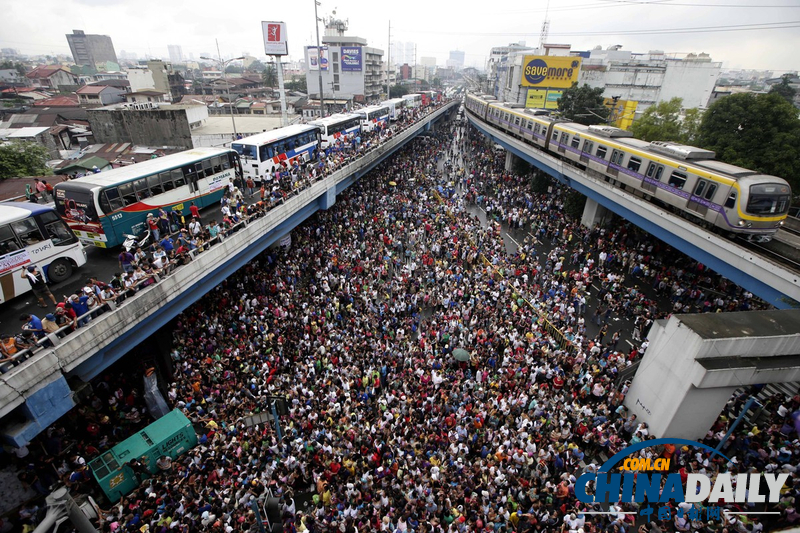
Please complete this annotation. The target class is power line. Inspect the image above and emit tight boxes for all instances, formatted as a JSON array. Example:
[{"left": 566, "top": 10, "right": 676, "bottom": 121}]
[{"left": 395, "top": 20, "right": 800, "bottom": 37}]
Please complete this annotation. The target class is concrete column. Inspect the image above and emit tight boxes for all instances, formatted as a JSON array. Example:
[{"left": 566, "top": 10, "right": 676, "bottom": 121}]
[
  {"left": 319, "top": 186, "right": 336, "bottom": 210},
  {"left": 580, "top": 197, "right": 609, "bottom": 228},
  {"left": 504, "top": 150, "right": 516, "bottom": 172}
]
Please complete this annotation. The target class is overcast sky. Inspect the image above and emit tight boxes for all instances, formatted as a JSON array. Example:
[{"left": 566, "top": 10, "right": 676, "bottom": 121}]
[{"left": 2, "top": 0, "right": 799, "bottom": 72}]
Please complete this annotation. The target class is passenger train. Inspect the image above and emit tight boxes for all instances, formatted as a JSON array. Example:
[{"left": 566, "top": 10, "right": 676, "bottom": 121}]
[{"left": 465, "top": 93, "right": 792, "bottom": 241}]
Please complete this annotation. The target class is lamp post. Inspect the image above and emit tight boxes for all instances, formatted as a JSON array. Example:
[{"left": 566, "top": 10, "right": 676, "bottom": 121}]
[
  {"left": 201, "top": 45, "right": 245, "bottom": 140},
  {"left": 314, "top": 0, "right": 325, "bottom": 118}
]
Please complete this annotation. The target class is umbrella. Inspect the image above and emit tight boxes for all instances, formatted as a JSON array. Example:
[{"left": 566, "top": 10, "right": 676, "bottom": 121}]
[{"left": 452, "top": 348, "right": 471, "bottom": 362}]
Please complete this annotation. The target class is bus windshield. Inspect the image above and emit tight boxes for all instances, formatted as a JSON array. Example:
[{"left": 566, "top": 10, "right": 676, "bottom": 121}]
[{"left": 231, "top": 143, "right": 258, "bottom": 160}]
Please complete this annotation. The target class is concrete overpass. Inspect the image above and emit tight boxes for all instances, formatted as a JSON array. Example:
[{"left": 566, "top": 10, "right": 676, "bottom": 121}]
[
  {"left": 467, "top": 113, "right": 800, "bottom": 310},
  {"left": 0, "top": 101, "right": 457, "bottom": 447}
]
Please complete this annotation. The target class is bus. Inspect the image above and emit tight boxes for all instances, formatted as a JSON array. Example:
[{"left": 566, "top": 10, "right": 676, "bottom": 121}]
[
  {"left": 402, "top": 93, "right": 422, "bottom": 109},
  {"left": 381, "top": 98, "right": 406, "bottom": 121},
  {"left": 353, "top": 105, "right": 391, "bottom": 132},
  {"left": 232, "top": 125, "right": 319, "bottom": 181},
  {"left": 0, "top": 203, "right": 87, "bottom": 303},
  {"left": 54, "top": 147, "right": 241, "bottom": 248},
  {"left": 309, "top": 113, "right": 361, "bottom": 148}
]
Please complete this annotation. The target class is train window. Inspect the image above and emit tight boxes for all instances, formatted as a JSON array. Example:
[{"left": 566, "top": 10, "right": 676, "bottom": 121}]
[
  {"left": 571, "top": 136, "right": 580, "bottom": 149},
  {"left": 534, "top": 124, "right": 541, "bottom": 134},
  {"left": 118, "top": 183, "right": 136, "bottom": 206},
  {"left": 596, "top": 146, "right": 608, "bottom": 159},
  {"left": 627, "top": 157, "right": 642, "bottom": 173},
  {"left": 694, "top": 180, "right": 706, "bottom": 197},
  {"left": 147, "top": 174, "right": 163, "bottom": 196},
  {"left": 583, "top": 141, "right": 594, "bottom": 154},
  {"left": 725, "top": 192, "right": 736, "bottom": 209},
  {"left": 552, "top": 132, "right": 559, "bottom": 143},
  {"left": 562, "top": 134, "right": 570, "bottom": 146},
  {"left": 668, "top": 171, "right": 687, "bottom": 190},
  {"left": 610, "top": 150, "right": 624, "bottom": 165},
  {"left": 514, "top": 116, "right": 520, "bottom": 126},
  {"left": 705, "top": 183, "right": 717, "bottom": 201},
  {"left": 527, "top": 120, "right": 533, "bottom": 131},
  {"left": 654, "top": 166, "right": 664, "bottom": 181}
]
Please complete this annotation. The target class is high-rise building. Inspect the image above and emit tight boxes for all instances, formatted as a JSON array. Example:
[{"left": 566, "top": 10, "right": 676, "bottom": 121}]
[
  {"left": 66, "top": 29, "right": 118, "bottom": 67},
  {"left": 448, "top": 50, "right": 465, "bottom": 70},
  {"left": 168, "top": 45, "right": 183, "bottom": 64}
]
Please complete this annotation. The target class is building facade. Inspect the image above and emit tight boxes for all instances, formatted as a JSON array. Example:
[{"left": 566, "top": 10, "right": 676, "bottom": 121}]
[
  {"left": 66, "top": 30, "right": 119, "bottom": 67},
  {"left": 168, "top": 45, "right": 183, "bottom": 65},
  {"left": 304, "top": 18, "right": 385, "bottom": 104},
  {"left": 126, "top": 60, "right": 174, "bottom": 102},
  {"left": 77, "top": 85, "right": 126, "bottom": 106}
]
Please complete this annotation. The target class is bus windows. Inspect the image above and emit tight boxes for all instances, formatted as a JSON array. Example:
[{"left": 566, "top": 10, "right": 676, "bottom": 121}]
[
  {"left": 147, "top": 174, "right": 163, "bottom": 196},
  {"left": 183, "top": 164, "right": 197, "bottom": 188},
  {"left": 172, "top": 169, "right": 186, "bottom": 188},
  {"left": 160, "top": 172, "right": 174, "bottom": 192},
  {"left": 223, "top": 154, "right": 232, "bottom": 170},
  {"left": 212, "top": 157, "right": 223, "bottom": 174},
  {"left": 0, "top": 225, "right": 20, "bottom": 254},
  {"left": 201, "top": 159, "right": 212, "bottom": 178},
  {"left": 134, "top": 178, "right": 150, "bottom": 200},
  {"left": 118, "top": 183, "right": 136, "bottom": 206},
  {"left": 105, "top": 188, "right": 125, "bottom": 211},
  {"left": 39, "top": 211, "right": 74, "bottom": 246},
  {"left": 11, "top": 218, "right": 43, "bottom": 246}
]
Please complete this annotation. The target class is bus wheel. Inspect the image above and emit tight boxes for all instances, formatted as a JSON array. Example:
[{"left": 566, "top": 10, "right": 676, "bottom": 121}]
[{"left": 48, "top": 258, "right": 73, "bottom": 283}]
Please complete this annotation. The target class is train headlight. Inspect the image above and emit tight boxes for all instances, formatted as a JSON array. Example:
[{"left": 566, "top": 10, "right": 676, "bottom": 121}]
[
  {"left": 780, "top": 220, "right": 785, "bottom": 226},
  {"left": 737, "top": 220, "right": 745, "bottom": 227}
]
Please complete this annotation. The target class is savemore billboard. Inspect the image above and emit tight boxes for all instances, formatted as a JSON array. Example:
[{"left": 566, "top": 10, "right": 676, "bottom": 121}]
[{"left": 521, "top": 55, "right": 582, "bottom": 89}]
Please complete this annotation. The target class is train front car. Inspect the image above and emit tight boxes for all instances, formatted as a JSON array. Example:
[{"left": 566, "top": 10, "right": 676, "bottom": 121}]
[{"left": 730, "top": 176, "right": 791, "bottom": 241}]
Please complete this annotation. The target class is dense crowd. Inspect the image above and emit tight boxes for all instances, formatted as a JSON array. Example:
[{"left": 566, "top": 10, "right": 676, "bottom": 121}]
[{"left": 4, "top": 113, "right": 799, "bottom": 533}]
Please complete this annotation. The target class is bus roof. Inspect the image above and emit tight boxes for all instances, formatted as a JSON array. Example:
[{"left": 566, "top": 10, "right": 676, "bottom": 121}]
[
  {"left": 233, "top": 124, "right": 318, "bottom": 147},
  {"left": 356, "top": 105, "right": 389, "bottom": 113},
  {"left": 0, "top": 202, "right": 54, "bottom": 225},
  {"left": 52, "top": 147, "right": 234, "bottom": 190},
  {"left": 382, "top": 98, "right": 405, "bottom": 106},
  {"left": 309, "top": 113, "right": 361, "bottom": 127}
]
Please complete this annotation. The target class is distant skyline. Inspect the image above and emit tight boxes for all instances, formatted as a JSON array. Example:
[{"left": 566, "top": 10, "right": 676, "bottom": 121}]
[{"left": 2, "top": 0, "right": 799, "bottom": 72}]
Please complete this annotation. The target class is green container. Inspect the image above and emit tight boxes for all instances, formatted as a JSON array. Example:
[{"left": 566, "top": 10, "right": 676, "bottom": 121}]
[{"left": 88, "top": 409, "right": 197, "bottom": 502}]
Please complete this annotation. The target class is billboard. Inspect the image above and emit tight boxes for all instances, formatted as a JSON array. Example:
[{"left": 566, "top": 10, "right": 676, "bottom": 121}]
[
  {"left": 545, "top": 90, "right": 563, "bottom": 109},
  {"left": 341, "top": 46, "right": 362, "bottom": 72},
  {"left": 525, "top": 89, "right": 547, "bottom": 109},
  {"left": 262, "top": 21, "right": 288, "bottom": 56},
  {"left": 521, "top": 55, "right": 582, "bottom": 89},
  {"left": 604, "top": 98, "right": 638, "bottom": 130},
  {"left": 307, "top": 46, "right": 328, "bottom": 71}
]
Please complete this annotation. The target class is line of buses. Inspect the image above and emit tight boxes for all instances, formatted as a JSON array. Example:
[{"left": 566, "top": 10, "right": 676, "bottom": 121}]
[{"left": 49, "top": 91, "right": 443, "bottom": 254}]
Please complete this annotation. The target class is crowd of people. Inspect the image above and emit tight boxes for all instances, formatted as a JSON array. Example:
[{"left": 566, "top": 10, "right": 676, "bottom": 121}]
[{"left": 3, "top": 110, "right": 799, "bottom": 533}]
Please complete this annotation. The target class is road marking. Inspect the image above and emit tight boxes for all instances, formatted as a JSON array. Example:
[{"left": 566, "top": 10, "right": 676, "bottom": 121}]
[
  {"left": 506, "top": 233, "right": 522, "bottom": 249},
  {"left": 625, "top": 340, "right": 634, "bottom": 347}
]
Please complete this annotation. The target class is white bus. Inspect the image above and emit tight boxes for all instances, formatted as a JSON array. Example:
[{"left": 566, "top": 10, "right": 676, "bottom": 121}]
[
  {"left": 353, "top": 105, "right": 391, "bottom": 132},
  {"left": 402, "top": 93, "right": 422, "bottom": 109},
  {"left": 232, "top": 125, "right": 320, "bottom": 181},
  {"left": 0, "top": 203, "right": 87, "bottom": 304},
  {"left": 381, "top": 98, "right": 406, "bottom": 121},
  {"left": 309, "top": 113, "right": 362, "bottom": 148}
]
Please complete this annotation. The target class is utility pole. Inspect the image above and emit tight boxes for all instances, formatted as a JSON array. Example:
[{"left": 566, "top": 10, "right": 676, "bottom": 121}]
[
  {"left": 314, "top": 0, "right": 325, "bottom": 118},
  {"left": 387, "top": 21, "right": 391, "bottom": 99}
]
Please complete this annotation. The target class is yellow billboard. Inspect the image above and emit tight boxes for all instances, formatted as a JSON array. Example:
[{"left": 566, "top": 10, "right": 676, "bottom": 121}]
[
  {"left": 526, "top": 89, "right": 547, "bottom": 108},
  {"left": 604, "top": 98, "right": 639, "bottom": 130},
  {"left": 521, "top": 55, "right": 582, "bottom": 89},
  {"left": 545, "top": 90, "right": 563, "bottom": 109}
]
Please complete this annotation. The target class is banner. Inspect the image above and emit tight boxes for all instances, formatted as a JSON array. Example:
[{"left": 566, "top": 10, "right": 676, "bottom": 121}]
[
  {"left": 521, "top": 55, "right": 582, "bottom": 88},
  {"left": 545, "top": 90, "right": 563, "bottom": 110},
  {"left": 341, "top": 47, "right": 362, "bottom": 72},
  {"left": 0, "top": 249, "right": 30, "bottom": 274},
  {"left": 261, "top": 21, "right": 288, "bottom": 56},
  {"left": 525, "top": 89, "right": 546, "bottom": 109},
  {"left": 307, "top": 47, "right": 328, "bottom": 71}
]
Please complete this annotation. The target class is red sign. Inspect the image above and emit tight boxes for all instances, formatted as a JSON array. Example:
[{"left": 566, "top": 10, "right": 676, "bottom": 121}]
[{"left": 267, "top": 24, "right": 281, "bottom": 42}]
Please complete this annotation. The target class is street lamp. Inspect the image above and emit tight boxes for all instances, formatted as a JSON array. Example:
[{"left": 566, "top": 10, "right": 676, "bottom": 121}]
[
  {"left": 201, "top": 46, "right": 245, "bottom": 140},
  {"left": 314, "top": 0, "right": 325, "bottom": 118}
]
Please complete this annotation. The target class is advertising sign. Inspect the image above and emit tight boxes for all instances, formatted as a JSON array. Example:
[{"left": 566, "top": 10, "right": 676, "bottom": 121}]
[
  {"left": 262, "top": 21, "right": 288, "bottom": 56},
  {"left": 545, "top": 90, "right": 563, "bottom": 109},
  {"left": 341, "top": 47, "right": 363, "bottom": 72},
  {"left": 0, "top": 249, "right": 30, "bottom": 274},
  {"left": 307, "top": 46, "right": 328, "bottom": 71},
  {"left": 525, "top": 89, "right": 547, "bottom": 109},
  {"left": 521, "top": 55, "right": 582, "bottom": 88}
]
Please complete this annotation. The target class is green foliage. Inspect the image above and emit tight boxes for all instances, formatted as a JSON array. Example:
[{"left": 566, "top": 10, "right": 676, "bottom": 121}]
[
  {"left": 285, "top": 76, "right": 307, "bottom": 93},
  {"left": 0, "top": 60, "right": 26, "bottom": 76},
  {"left": 225, "top": 65, "right": 243, "bottom": 74},
  {"left": 768, "top": 75, "right": 797, "bottom": 105},
  {"left": 0, "top": 142, "right": 51, "bottom": 179},
  {"left": 557, "top": 83, "right": 609, "bottom": 125},
  {"left": 697, "top": 92, "right": 800, "bottom": 195},
  {"left": 262, "top": 65, "right": 278, "bottom": 87},
  {"left": 389, "top": 84, "right": 409, "bottom": 98},
  {"left": 629, "top": 98, "right": 701, "bottom": 144},
  {"left": 246, "top": 60, "right": 266, "bottom": 73},
  {"left": 563, "top": 190, "right": 587, "bottom": 219}
]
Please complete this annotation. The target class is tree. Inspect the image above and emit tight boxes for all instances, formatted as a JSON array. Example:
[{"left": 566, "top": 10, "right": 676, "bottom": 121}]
[
  {"left": 262, "top": 64, "right": 277, "bottom": 87},
  {"left": 247, "top": 60, "right": 266, "bottom": 73},
  {"left": 630, "top": 98, "right": 701, "bottom": 144},
  {"left": 0, "top": 60, "right": 26, "bottom": 77},
  {"left": 768, "top": 75, "right": 797, "bottom": 106},
  {"left": 557, "top": 83, "right": 608, "bottom": 125},
  {"left": 389, "top": 84, "right": 409, "bottom": 98},
  {"left": 697, "top": 92, "right": 800, "bottom": 194},
  {"left": 563, "top": 190, "right": 587, "bottom": 219},
  {"left": 225, "top": 65, "right": 243, "bottom": 74},
  {"left": 286, "top": 77, "right": 307, "bottom": 93},
  {"left": 0, "top": 142, "right": 51, "bottom": 179}
]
